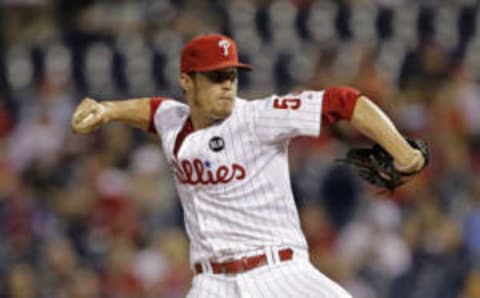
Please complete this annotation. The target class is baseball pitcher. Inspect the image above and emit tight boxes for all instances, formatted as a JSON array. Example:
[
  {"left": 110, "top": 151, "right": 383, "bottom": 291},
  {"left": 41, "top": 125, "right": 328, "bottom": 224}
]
[{"left": 71, "top": 34, "right": 427, "bottom": 297}]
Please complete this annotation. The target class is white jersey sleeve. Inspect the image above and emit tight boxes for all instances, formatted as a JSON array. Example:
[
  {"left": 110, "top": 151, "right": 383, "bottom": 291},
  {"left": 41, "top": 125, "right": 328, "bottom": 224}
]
[
  {"left": 251, "top": 90, "right": 324, "bottom": 144},
  {"left": 150, "top": 99, "right": 189, "bottom": 136}
]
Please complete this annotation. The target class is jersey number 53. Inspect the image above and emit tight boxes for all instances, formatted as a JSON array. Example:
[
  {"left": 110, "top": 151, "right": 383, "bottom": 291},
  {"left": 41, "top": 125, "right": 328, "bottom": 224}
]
[{"left": 273, "top": 98, "right": 301, "bottom": 110}]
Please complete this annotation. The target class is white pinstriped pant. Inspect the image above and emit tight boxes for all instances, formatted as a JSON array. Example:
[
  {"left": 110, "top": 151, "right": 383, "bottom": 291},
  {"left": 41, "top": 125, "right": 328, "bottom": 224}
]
[{"left": 187, "top": 249, "right": 352, "bottom": 298}]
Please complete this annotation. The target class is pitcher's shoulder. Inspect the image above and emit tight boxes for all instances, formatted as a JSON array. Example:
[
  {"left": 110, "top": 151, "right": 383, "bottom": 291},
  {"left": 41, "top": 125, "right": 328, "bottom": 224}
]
[
  {"left": 152, "top": 98, "right": 189, "bottom": 132},
  {"left": 156, "top": 99, "right": 189, "bottom": 117},
  {"left": 160, "top": 98, "right": 188, "bottom": 110}
]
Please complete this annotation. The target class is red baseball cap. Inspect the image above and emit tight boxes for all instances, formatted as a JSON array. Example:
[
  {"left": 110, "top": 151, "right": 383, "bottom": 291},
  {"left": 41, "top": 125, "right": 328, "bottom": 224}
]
[{"left": 181, "top": 34, "right": 253, "bottom": 73}]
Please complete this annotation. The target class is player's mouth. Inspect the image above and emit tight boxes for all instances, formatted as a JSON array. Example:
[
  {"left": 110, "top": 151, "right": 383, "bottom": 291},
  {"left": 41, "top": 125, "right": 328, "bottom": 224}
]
[{"left": 218, "top": 96, "right": 233, "bottom": 102}]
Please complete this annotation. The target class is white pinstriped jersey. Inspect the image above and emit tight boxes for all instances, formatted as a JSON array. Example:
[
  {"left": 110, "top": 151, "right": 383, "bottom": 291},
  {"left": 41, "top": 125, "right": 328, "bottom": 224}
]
[{"left": 152, "top": 91, "right": 324, "bottom": 264}]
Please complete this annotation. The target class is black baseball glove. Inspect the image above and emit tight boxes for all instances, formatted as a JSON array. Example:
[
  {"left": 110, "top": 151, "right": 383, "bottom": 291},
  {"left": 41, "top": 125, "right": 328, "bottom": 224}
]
[{"left": 337, "top": 139, "right": 429, "bottom": 192}]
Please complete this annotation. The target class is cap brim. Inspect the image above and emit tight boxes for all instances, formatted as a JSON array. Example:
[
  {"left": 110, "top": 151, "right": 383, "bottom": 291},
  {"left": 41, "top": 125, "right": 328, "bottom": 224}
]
[
  {"left": 234, "top": 63, "right": 253, "bottom": 71},
  {"left": 188, "top": 62, "right": 253, "bottom": 72}
]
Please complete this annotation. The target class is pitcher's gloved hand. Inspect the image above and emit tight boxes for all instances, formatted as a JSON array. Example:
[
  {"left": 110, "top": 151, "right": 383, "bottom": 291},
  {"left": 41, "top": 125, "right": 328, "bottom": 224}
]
[{"left": 337, "top": 139, "right": 429, "bottom": 192}]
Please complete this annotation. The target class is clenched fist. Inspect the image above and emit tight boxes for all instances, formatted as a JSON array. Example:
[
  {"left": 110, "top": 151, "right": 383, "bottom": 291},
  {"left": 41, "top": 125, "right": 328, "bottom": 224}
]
[{"left": 71, "top": 97, "right": 110, "bottom": 133}]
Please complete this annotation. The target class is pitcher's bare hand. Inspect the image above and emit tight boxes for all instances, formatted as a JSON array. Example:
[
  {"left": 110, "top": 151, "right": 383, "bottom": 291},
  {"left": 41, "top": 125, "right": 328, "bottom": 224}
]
[{"left": 71, "top": 98, "right": 109, "bottom": 133}]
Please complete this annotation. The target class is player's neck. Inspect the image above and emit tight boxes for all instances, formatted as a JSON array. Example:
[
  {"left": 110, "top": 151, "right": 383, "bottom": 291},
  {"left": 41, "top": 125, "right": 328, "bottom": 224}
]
[{"left": 189, "top": 109, "right": 217, "bottom": 131}]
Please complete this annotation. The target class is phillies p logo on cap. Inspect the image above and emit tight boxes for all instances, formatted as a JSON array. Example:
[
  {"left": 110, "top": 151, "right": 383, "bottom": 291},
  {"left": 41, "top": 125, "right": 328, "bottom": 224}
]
[
  {"left": 218, "top": 39, "right": 230, "bottom": 56},
  {"left": 180, "top": 34, "right": 253, "bottom": 73}
]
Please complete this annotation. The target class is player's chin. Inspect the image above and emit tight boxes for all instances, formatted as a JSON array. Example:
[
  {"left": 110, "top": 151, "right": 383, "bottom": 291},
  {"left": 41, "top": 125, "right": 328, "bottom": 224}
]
[
  {"left": 212, "top": 105, "right": 233, "bottom": 120},
  {"left": 214, "top": 100, "right": 234, "bottom": 116}
]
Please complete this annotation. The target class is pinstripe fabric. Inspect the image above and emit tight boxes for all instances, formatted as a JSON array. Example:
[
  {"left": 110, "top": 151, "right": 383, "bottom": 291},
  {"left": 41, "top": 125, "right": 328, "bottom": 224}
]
[
  {"left": 152, "top": 93, "right": 351, "bottom": 297},
  {"left": 152, "top": 93, "right": 323, "bottom": 265},
  {"left": 187, "top": 259, "right": 352, "bottom": 298}
]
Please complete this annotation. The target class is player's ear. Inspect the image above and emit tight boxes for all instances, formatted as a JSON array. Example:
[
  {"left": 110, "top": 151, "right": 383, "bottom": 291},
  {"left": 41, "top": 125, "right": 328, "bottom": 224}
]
[{"left": 180, "top": 72, "right": 194, "bottom": 92}]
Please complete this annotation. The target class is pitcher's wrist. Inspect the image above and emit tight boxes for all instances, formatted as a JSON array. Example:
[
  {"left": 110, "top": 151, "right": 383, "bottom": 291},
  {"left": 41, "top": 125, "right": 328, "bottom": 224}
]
[
  {"left": 394, "top": 150, "right": 424, "bottom": 173},
  {"left": 100, "top": 102, "right": 116, "bottom": 123}
]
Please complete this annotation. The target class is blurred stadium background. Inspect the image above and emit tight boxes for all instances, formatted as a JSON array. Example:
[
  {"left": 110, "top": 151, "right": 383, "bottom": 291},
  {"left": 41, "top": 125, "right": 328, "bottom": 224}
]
[{"left": 1, "top": 0, "right": 480, "bottom": 297}]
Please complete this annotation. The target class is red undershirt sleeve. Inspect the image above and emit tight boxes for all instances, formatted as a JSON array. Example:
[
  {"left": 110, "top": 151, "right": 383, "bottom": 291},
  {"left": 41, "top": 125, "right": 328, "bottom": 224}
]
[
  {"left": 148, "top": 97, "right": 165, "bottom": 133},
  {"left": 321, "top": 86, "right": 361, "bottom": 126}
]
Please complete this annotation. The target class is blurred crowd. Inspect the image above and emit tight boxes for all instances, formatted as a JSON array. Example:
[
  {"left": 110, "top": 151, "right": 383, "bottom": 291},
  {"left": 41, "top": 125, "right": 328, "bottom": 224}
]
[{"left": 1, "top": 0, "right": 480, "bottom": 297}]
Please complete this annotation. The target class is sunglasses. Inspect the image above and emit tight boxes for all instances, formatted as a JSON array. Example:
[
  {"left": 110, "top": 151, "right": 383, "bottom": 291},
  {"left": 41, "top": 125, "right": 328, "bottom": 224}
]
[{"left": 197, "top": 69, "right": 238, "bottom": 83}]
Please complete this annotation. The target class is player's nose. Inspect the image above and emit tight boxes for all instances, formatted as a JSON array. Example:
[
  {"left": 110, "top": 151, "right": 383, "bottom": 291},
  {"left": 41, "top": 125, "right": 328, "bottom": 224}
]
[{"left": 221, "top": 78, "right": 234, "bottom": 90}]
